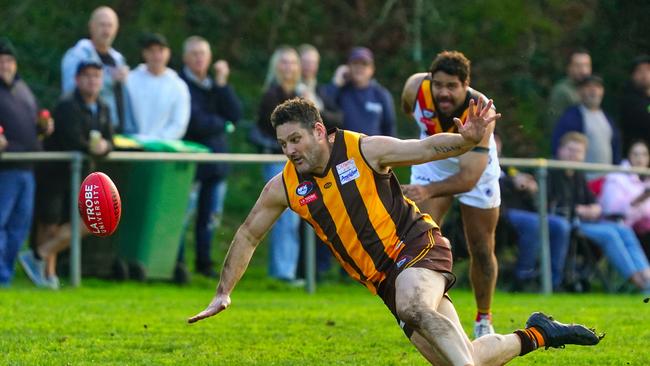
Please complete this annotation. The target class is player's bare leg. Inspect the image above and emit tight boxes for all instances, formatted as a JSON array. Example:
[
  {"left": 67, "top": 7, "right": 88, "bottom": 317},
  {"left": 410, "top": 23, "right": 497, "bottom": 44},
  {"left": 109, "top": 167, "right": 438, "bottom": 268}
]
[
  {"left": 460, "top": 204, "right": 499, "bottom": 336},
  {"left": 417, "top": 195, "right": 453, "bottom": 225},
  {"left": 398, "top": 268, "right": 601, "bottom": 365},
  {"left": 396, "top": 267, "right": 475, "bottom": 365}
]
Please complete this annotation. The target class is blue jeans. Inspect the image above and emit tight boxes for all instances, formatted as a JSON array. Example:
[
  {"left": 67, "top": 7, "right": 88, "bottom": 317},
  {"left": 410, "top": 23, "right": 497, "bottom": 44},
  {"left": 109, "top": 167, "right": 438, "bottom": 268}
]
[
  {"left": 264, "top": 162, "right": 300, "bottom": 280},
  {"left": 506, "top": 209, "right": 571, "bottom": 287},
  {"left": 177, "top": 178, "right": 227, "bottom": 269},
  {"left": 0, "top": 170, "right": 35, "bottom": 285},
  {"left": 578, "top": 221, "right": 650, "bottom": 279}
]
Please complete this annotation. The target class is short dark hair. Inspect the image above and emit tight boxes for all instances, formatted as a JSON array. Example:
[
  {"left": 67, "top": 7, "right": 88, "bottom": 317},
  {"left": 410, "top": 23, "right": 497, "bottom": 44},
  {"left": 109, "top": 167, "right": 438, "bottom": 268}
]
[
  {"left": 271, "top": 98, "right": 322, "bottom": 130},
  {"left": 429, "top": 51, "right": 471, "bottom": 84},
  {"left": 75, "top": 60, "right": 103, "bottom": 76},
  {"left": 631, "top": 54, "right": 650, "bottom": 73},
  {"left": 567, "top": 48, "right": 590, "bottom": 64}
]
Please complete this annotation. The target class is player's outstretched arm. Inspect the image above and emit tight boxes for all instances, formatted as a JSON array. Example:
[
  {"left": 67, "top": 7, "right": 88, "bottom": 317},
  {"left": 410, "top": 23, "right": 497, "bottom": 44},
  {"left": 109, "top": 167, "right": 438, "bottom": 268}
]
[
  {"left": 188, "top": 174, "right": 288, "bottom": 324},
  {"left": 363, "top": 98, "right": 500, "bottom": 172},
  {"left": 401, "top": 101, "right": 498, "bottom": 200}
]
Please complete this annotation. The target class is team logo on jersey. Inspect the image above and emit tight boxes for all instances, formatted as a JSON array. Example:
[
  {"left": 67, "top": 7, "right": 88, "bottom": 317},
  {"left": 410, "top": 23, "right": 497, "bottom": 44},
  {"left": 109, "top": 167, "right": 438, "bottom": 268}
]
[
  {"left": 336, "top": 159, "right": 360, "bottom": 185},
  {"left": 422, "top": 109, "right": 435, "bottom": 119},
  {"left": 396, "top": 255, "right": 413, "bottom": 269},
  {"left": 296, "top": 181, "right": 314, "bottom": 196}
]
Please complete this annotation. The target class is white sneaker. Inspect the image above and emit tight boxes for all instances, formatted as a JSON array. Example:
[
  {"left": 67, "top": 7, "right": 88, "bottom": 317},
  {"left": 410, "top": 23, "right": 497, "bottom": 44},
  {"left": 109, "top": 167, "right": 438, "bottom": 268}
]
[
  {"left": 18, "top": 250, "right": 47, "bottom": 287},
  {"left": 44, "top": 275, "right": 60, "bottom": 290},
  {"left": 473, "top": 317, "right": 495, "bottom": 339}
]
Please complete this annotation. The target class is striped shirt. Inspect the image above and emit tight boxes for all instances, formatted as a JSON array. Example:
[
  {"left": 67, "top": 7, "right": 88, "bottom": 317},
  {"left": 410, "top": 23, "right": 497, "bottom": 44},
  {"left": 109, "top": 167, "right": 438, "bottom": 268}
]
[
  {"left": 282, "top": 129, "right": 437, "bottom": 293},
  {"left": 413, "top": 76, "right": 489, "bottom": 137}
]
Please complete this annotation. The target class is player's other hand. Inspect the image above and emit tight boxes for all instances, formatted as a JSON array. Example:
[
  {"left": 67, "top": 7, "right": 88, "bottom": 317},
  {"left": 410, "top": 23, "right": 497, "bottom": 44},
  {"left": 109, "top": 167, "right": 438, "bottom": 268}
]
[
  {"left": 455, "top": 98, "right": 500, "bottom": 145},
  {"left": 401, "top": 184, "right": 431, "bottom": 202},
  {"left": 188, "top": 293, "right": 231, "bottom": 324}
]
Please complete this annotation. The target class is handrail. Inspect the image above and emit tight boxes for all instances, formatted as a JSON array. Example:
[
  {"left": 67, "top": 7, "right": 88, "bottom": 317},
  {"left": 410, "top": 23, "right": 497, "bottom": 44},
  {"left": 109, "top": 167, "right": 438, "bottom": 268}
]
[{"left": 2, "top": 151, "right": 645, "bottom": 294}]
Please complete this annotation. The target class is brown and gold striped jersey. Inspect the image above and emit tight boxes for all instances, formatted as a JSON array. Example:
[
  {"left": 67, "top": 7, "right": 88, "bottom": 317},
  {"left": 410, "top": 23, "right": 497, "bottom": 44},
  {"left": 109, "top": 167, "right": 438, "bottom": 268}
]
[{"left": 282, "top": 129, "right": 437, "bottom": 293}]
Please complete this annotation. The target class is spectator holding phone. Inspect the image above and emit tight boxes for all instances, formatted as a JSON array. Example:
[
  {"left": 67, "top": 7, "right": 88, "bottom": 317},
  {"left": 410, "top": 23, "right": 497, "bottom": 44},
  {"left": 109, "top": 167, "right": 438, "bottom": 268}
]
[{"left": 325, "top": 47, "right": 396, "bottom": 136}]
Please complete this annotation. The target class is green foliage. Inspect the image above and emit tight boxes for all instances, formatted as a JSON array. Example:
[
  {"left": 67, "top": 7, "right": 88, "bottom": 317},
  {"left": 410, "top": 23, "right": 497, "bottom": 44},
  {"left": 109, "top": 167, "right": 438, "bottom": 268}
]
[
  {"left": 2, "top": 0, "right": 648, "bottom": 156},
  {"left": 1, "top": 278, "right": 648, "bottom": 365}
]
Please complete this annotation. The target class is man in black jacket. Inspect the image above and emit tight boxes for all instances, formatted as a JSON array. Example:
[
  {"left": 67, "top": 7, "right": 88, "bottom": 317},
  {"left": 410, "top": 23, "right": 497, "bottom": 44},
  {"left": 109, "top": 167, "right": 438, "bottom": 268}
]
[
  {"left": 20, "top": 60, "right": 113, "bottom": 289},
  {"left": 619, "top": 55, "right": 650, "bottom": 151},
  {"left": 179, "top": 36, "right": 242, "bottom": 278}
]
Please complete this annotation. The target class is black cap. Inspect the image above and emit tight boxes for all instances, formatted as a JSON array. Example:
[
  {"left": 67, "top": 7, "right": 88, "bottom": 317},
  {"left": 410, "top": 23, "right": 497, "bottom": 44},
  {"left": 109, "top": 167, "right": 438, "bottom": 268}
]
[
  {"left": 577, "top": 74, "right": 604, "bottom": 87},
  {"left": 75, "top": 60, "right": 103, "bottom": 76},
  {"left": 140, "top": 33, "right": 169, "bottom": 49},
  {"left": 631, "top": 55, "right": 650, "bottom": 72},
  {"left": 0, "top": 37, "right": 16, "bottom": 57}
]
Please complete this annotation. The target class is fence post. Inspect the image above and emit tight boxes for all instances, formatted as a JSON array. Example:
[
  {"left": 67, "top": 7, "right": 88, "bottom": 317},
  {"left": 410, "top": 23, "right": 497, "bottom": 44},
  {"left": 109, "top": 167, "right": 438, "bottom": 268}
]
[
  {"left": 304, "top": 224, "right": 316, "bottom": 294},
  {"left": 535, "top": 161, "right": 552, "bottom": 294},
  {"left": 69, "top": 152, "right": 83, "bottom": 287}
]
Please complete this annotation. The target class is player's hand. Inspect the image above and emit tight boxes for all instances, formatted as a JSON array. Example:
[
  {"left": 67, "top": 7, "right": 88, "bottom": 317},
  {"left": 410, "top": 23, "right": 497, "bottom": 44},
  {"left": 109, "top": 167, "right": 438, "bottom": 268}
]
[
  {"left": 454, "top": 98, "right": 501, "bottom": 145},
  {"left": 188, "top": 293, "right": 231, "bottom": 324},
  {"left": 401, "top": 184, "right": 431, "bottom": 202},
  {"left": 213, "top": 60, "right": 230, "bottom": 86}
]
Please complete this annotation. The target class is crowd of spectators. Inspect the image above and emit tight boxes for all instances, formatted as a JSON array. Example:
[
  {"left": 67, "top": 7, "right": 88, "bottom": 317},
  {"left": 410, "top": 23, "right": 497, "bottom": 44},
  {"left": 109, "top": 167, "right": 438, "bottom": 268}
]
[{"left": 1, "top": 5, "right": 650, "bottom": 295}]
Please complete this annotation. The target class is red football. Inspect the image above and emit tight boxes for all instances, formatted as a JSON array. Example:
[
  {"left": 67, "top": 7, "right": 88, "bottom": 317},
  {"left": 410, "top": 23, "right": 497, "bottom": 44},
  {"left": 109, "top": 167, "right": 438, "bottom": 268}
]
[{"left": 78, "top": 172, "right": 121, "bottom": 236}]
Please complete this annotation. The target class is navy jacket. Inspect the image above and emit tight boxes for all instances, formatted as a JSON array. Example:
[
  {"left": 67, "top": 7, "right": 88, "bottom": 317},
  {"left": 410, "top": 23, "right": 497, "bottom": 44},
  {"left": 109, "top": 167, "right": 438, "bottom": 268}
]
[
  {"left": 324, "top": 80, "right": 396, "bottom": 137},
  {"left": 181, "top": 69, "right": 242, "bottom": 181},
  {"left": 0, "top": 76, "right": 41, "bottom": 170},
  {"left": 551, "top": 105, "right": 622, "bottom": 164}
]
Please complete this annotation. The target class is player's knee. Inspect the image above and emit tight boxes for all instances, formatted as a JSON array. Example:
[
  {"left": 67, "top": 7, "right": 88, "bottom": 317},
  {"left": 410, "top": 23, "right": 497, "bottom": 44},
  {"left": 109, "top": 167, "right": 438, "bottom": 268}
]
[
  {"left": 396, "top": 301, "right": 437, "bottom": 328},
  {"left": 469, "top": 244, "right": 495, "bottom": 264}
]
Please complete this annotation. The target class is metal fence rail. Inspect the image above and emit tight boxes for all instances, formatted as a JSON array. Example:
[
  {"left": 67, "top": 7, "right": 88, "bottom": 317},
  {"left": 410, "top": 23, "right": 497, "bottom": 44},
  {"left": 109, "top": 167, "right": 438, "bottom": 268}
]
[{"left": 3, "top": 152, "right": 649, "bottom": 294}]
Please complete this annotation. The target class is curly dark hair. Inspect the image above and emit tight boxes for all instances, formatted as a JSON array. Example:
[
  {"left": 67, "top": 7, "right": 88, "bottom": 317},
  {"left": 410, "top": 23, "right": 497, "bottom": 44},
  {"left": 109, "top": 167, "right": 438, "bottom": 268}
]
[
  {"left": 271, "top": 97, "right": 322, "bottom": 129},
  {"left": 429, "top": 50, "right": 471, "bottom": 84}
]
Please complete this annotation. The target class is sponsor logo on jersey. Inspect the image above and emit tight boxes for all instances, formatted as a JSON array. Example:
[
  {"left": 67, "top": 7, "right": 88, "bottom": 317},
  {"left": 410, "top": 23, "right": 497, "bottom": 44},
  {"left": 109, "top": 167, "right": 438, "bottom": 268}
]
[
  {"left": 324, "top": 182, "right": 332, "bottom": 189},
  {"left": 296, "top": 181, "right": 314, "bottom": 196},
  {"left": 336, "top": 159, "right": 360, "bottom": 185},
  {"left": 299, "top": 193, "right": 319, "bottom": 206}
]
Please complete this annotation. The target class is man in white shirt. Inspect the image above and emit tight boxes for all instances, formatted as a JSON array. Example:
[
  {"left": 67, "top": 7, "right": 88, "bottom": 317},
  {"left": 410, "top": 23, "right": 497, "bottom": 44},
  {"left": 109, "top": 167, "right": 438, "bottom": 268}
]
[{"left": 125, "top": 33, "right": 190, "bottom": 140}]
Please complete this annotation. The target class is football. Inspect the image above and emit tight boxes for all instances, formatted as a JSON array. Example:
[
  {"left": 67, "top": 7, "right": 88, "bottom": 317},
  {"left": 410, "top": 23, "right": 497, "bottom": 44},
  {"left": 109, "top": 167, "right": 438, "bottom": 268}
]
[{"left": 78, "top": 172, "right": 121, "bottom": 236}]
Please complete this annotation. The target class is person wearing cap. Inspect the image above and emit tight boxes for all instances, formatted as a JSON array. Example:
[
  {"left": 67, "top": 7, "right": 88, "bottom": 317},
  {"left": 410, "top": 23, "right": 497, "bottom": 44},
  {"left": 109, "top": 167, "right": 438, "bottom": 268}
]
[
  {"left": 125, "top": 33, "right": 190, "bottom": 140},
  {"left": 61, "top": 6, "right": 129, "bottom": 132},
  {"left": 619, "top": 55, "right": 650, "bottom": 151},
  {"left": 325, "top": 47, "right": 396, "bottom": 136},
  {"left": 0, "top": 37, "right": 52, "bottom": 287},
  {"left": 548, "top": 49, "right": 592, "bottom": 129},
  {"left": 19, "top": 60, "right": 113, "bottom": 290},
  {"left": 176, "top": 35, "right": 243, "bottom": 278},
  {"left": 551, "top": 74, "right": 622, "bottom": 174}
]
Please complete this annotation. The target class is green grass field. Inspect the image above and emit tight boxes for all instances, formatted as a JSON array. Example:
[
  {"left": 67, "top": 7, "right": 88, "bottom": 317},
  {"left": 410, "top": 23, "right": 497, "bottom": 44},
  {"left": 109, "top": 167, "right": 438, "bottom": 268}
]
[{"left": 1, "top": 267, "right": 649, "bottom": 366}]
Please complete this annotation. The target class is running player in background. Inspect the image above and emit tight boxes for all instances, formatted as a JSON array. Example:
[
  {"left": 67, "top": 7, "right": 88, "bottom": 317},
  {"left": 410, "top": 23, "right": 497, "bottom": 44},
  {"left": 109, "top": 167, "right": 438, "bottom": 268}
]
[
  {"left": 401, "top": 51, "right": 501, "bottom": 338},
  {"left": 189, "top": 98, "right": 601, "bottom": 365}
]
